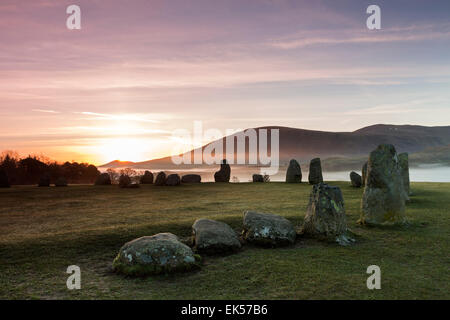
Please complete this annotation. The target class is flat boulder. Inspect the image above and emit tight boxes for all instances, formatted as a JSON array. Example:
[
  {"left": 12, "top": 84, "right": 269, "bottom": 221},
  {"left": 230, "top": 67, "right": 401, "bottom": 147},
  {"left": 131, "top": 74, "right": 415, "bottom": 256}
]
[
  {"left": 55, "top": 177, "right": 68, "bottom": 187},
  {"left": 95, "top": 173, "right": 111, "bottom": 185},
  {"left": 181, "top": 174, "right": 201, "bottom": 183},
  {"left": 360, "top": 144, "right": 406, "bottom": 225},
  {"left": 350, "top": 171, "right": 362, "bottom": 188},
  {"left": 301, "top": 183, "right": 353, "bottom": 245},
  {"left": 286, "top": 159, "right": 302, "bottom": 183},
  {"left": 0, "top": 170, "right": 10, "bottom": 188},
  {"left": 252, "top": 174, "right": 264, "bottom": 183},
  {"left": 38, "top": 174, "right": 51, "bottom": 187},
  {"left": 154, "top": 172, "right": 167, "bottom": 186},
  {"left": 308, "top": 158, "right": 323, "bottom": 185},
  {"left": 119, "top": 174, "right": 132, "bottom": 188},
  {"left": 112, "top": 233, "right": 200, "bottom": 276},
  {"left": 242, "top": 211, "right": 296, "bottom": 247},
  {"left": 166, "top": 174, "right": 181, "bottom": 186},
  {"left": 192, "top": 219, "right": 241, "bottom": 254},
  {"left": 214, "top": 160, "right": 231, "bottom": 182},
  {"left": 140, "top": 171, "right": 154, "bottom": 184}
]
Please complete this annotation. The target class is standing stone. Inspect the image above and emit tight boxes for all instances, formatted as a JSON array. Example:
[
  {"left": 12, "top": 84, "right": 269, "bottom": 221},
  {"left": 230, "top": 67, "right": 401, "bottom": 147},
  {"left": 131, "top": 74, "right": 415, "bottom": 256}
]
[
  {"left": 119, "top": 175, "right": 132, "bottom": 188},
  {"left": 95, "top": 173, "right": 111, "bottom": 185},
  {"left": 301, "top": 183, "right": 353, "bottom": 245},
  {"left": 140, "top": 171, "right": 154, "bottom": 184},
  {"left": 154, "top": 172, "right": 167, "bottom": 186},
  {"left": 350, "top": 171, "right": 362, "bottom": 188},
  {"left": 242, "top": 211, "right": 296, "bottom": 247},
  {"left": 308, "top": 158, "right": 323, "bottom": 185},
  {"left": 0, "top": 170, "right": 10, "bottom": 188},
  {"left": 214, "top": 159, "right": 231, "bottom": 182},
  {"left": 192, "top": 219, "right": 241, "bottom": 254},
  {"left": 252, "top": 174, "right": 264, "bottom": 183},
  {"left": 55, "top": 177, "right": 68, "bottom": 187},
  {"left": 360, "top": 144, "right": 406, "bottom": 225},
  {"left": 112, "top": 233, "right": 200, "bottom": 276},
  {"left": 285, "top": 159, "right": 302, "bottom": 183},
  {"left": 166, "top": 174, "right": 181, "bottom": 186},
  {"left": 398, "top": 153, "right": 411, "bottom": 196},
  {"left": 362, "top": 161, "right": 368, "bottom": 186},
  {"left": 181, "top": 174, "right": 201, "bottom": 183},
  {"left": 38, "top": 174, "right": 51, "bottom": 187}
]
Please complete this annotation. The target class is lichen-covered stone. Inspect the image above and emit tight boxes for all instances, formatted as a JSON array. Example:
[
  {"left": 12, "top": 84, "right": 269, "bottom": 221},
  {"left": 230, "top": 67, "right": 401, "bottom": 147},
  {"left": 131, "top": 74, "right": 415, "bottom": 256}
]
[
  {"left": 362, "top": 161, "right": 368, "bottom": 186},
  {"left": 95, "top": 173, "right": 111, "bottom": 185},
  {"left": 140, "top": 171, "right": 154, "bottom": 184},
  {"left": 286, "top": 159, "right": 302, "bottom": 183},
  {"left": 308, "top": 158, "right": 323, "bottom": 185},
  {"left": 0, "top": 170, "right": 10, "bottom": 188},
  {"left": 252, "top": 174, "right": 264, "bottom": 183},
  {"left": 242, "top": 211, "right": 296, "bottom": 247},
  {"left": 166, "top": 174, "right": 181, "bottom": 186},
  {"left": 55, "top": 177, "right": 68, "bottom": 187},
  {"left": 181, "top": 174, "right": 201, "bottom": 183},
  {"left": 214, "top": 160, "right": 231, "bottom": 182},
  {"left": 398, "top": 153, "right": 411, "bottom": 197},
  {"left": 301, "top": 183, "right": 353, "bottom": 245},
  {"left": 192, "top": 219, "right": 241, "bottom": 254},
  {"left": 154, "top": 172, "right": 167, "bottom": 186},
  {"left": 112, "top": 233, "right": 201, "bottom": 276},
  {"left": 350, "top": 171, "right": 362, "bottom": 188},
  {"left": 360, "top": 144, "right": 406, "bottom": 225}
]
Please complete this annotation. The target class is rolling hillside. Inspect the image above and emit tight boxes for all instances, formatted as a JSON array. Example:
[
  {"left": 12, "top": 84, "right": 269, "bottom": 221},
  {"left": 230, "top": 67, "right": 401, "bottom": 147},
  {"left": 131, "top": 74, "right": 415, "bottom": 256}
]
[{"left": 100, "top": 124, "right": 450, "bottom": 170}]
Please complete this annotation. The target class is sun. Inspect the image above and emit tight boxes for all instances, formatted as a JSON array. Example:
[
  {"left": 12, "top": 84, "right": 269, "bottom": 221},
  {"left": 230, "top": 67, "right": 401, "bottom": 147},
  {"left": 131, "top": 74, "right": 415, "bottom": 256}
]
[{"left": 98, "top": 138, "right": 148, "bottom": 163}]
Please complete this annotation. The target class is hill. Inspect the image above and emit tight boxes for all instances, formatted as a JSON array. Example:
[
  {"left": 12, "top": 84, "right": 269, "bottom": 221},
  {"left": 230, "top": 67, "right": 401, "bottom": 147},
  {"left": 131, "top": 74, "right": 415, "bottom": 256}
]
[{"left": 100, "top": 124, "right": 450, "bottom": 169}]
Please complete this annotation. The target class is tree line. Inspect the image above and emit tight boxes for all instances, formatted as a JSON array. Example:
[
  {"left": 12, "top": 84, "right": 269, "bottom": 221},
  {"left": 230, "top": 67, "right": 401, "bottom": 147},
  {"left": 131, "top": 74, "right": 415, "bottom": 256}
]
[{"left": 0, "top": 151, "right": 100, "bottom": 185}]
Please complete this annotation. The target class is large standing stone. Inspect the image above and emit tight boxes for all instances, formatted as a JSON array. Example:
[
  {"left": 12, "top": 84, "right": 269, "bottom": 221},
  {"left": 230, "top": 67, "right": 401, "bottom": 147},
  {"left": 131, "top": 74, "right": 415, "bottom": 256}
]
[
  {"left": 360, "top": 144, "right": 406, "bottom": 225},
  {"left": 242, "top": 211, "right": 296, "bottom": 247},
  {"left": 181, "top": 174, "right": 201, "bottom": 183},
  {"left": 350, "top": 171, "right": 362, "bottom": 188},
  {"left": 214, "top": 160, "right": 231, "bottom": 182},
  {"left": 166, "top": 174, "right": 181, "bottom": 186},
  {"left": 95, "top": 173, "right": 111, "bottom": 185},
  {"left": 55, "top": 177, "right": 68, "bottom": 187},
  {"left": 140, "top": 171, "right": 154, "bottom": 184},
  {"left": 0, "top": 170, "right": 10, "bottom": 188},
  {"left": 38, "top": 174, "right": 51, "bottom": 187},
  {"left": 362, "top": 161, "right": 368, "bottom": 186},
  {"left": 285, "top": 159, "right": 302, "bottom": 183},
  {"left": 192, "top": 219, "right": 241, "bottom": 254},
  {"left": 398, "top": 153, "right": 411, "bottom": 196},
  {"left": 112, "top": 233, "right": 200, "bottom": 276},
  {"left": 308, "top": 158, "right": 323, "bottom": 185},
  {"left": 119, "top": 175, "right": 132, "bottom": 188},
  {"left": 301, "top": 183, "right": 353, "bottom": 245},
  {"left": 154, "top": 172, "right": 167, "bottom": 186},
  {"left": 252, "top": 174, "right": 264, "bottom": 183}
]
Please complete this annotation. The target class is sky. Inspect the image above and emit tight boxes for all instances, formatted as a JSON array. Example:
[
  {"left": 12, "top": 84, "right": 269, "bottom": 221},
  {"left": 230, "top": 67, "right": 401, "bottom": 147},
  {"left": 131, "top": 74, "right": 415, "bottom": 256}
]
[{"left": 0, "top": 0, "right": 449, "bottom": 164}]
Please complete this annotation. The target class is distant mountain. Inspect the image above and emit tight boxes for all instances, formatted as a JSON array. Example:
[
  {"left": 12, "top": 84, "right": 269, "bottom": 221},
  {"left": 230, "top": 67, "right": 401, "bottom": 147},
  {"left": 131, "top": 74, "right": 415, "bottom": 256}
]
[
  {"left": 100, "top": 160, "right": 136, "bottom": 169},
  {"left": 99, "top": 124, "right": 450, "bottom": 169}
]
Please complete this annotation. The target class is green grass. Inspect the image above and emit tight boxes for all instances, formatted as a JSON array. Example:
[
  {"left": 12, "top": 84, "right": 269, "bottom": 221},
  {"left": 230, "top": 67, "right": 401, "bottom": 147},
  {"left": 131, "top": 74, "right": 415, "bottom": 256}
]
[{"left": 0, "top": 182, "right": 449, "bottom": 300}]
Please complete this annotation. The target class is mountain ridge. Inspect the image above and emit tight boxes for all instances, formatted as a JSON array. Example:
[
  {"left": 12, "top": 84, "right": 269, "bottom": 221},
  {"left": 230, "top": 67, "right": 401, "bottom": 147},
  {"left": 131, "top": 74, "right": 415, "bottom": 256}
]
[{"left": 100, "top": 124, "right": 450, "bottom": 169}]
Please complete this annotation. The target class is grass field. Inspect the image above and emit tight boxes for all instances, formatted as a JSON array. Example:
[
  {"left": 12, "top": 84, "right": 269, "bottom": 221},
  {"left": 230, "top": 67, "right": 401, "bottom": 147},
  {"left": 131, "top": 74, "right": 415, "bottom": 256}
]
[{"left": 0, "top": 182, "right": 449, "bottom": 300}]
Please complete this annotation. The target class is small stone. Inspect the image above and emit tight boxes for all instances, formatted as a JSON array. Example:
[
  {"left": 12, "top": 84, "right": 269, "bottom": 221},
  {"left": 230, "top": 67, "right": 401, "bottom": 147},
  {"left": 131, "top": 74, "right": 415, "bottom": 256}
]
[
  {"left": 242, "top": 211, "right": 296, "bottom": 247},
  {"left": 192, "top": 219, "right": 241, "bottom": 254},
  {"left": 166, "top": 174, "right": 181, "bottom": 186},
  {"left": 154, "top": 172, "right": 167, "bottom": 186}
]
